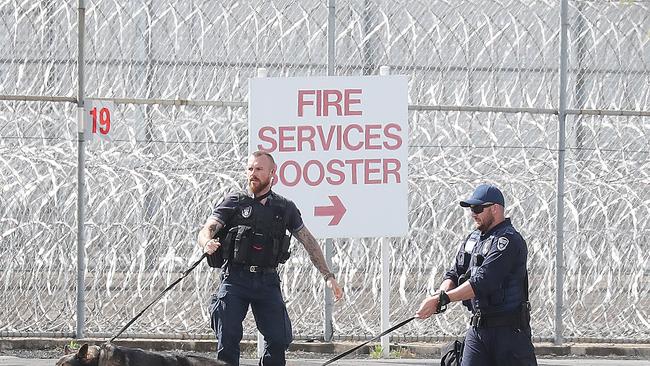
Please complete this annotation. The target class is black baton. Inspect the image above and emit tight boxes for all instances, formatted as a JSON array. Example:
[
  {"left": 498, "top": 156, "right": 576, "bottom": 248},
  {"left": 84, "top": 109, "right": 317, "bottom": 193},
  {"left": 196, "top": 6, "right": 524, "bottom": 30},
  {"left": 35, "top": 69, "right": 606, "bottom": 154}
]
[{"left": 321, "top": 316, "right": 416, "bottom": 365}]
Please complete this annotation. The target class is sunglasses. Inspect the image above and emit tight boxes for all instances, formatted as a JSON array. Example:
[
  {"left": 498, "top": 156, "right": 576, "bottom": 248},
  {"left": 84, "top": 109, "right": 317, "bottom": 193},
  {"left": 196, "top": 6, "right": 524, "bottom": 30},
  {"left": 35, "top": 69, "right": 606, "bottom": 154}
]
[{"left": 470, "top": 203, "right": 494, "bottom": 214}]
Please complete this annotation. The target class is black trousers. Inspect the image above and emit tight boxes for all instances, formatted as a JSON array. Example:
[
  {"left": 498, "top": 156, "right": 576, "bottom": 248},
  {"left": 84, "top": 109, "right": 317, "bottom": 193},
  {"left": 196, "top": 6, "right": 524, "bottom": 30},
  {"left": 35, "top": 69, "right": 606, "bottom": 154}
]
[
  {"left": 462, "top": 325, "right": 537, "bottom": 366},
  {"left": 209, "top": 268, "right": 292, "bottom": 366}
]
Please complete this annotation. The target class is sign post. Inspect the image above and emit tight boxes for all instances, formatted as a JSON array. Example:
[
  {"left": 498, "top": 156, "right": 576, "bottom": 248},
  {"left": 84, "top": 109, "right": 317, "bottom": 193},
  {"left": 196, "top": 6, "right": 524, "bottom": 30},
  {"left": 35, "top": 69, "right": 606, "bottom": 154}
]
[{"left": 379, "top": 65, "right": 391, "bottom": 358}]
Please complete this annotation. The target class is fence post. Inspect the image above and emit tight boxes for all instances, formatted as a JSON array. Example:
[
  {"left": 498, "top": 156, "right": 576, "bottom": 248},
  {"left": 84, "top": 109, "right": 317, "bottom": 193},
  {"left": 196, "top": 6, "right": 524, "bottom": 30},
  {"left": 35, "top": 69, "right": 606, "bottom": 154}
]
[
  {"left": 327, "top": 0, "right": 335, "bottom": 77},
  {"left": 379, "top": 65, "right": 391, "bottom": 358},
  {"left": 323, "top": 0, "right": 336, "bottom": 343},
  {"left": 255, "top": 66, "right": 270, "bottom": 356},
  {"left": 555, "top": 0, "right": 569, "bottom": 346},
  {"left": 75, "top": 0, "right": 87, "bottom": 339}
]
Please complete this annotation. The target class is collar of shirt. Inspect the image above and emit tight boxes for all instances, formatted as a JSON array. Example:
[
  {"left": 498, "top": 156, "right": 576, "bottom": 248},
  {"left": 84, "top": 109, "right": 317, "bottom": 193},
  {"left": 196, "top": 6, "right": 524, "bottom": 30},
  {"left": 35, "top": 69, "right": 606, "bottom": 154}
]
[
  {"left": 248, "top": 189, "right": 273, "bottom": 205},
  {"left": 480, "top": 217, "right": 511, "bottom": 240}
]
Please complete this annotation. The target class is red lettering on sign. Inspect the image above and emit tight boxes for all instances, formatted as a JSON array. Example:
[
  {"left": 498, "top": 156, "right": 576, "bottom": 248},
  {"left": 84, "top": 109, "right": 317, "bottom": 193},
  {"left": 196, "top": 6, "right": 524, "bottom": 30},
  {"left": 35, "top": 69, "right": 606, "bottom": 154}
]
[
  {"left": 365, "top": 124, "right": 382, "bottom": 150},
  {"left": 346, "top": 159, "right": 363, "bottom": 184},
  {"left": 297, "top": 125, "right": 316, "bottom": 152},
  {"left": 317, "top": 125, "right": 341, "bottom": 151},
  {"left": 364, "top": 159, "right": 382, "bottom": 184},
  {"left": 383, "top": 158, "right": 401, "bottom": 183},
  {"left": 304, "top": 159, "right": 324, "bottom": 186},
  {"left": 383, "top": 123, "right": 402, "bottom": 150},
  {"left": 258, "top": 121, "right": 404, "bottom": 188},
  {"left": 278, "top": 126, "right": 295, "bottom": 152},
  {"left": 323, "top": 90, "right": 342, "bottom": 117},
  {"left": 342, "top": 124, "right": 363, "bottom": 151},
  {"left": 89, "top": 107, "right": 111, "bottom": 135},
  {"left": 344, "top": 89, "right": 362, "bottom": 116},
  {"left": 279, "top": 160, "right": 301, "bottom": 186},
  {"left": 297, "top": 89, "right": 363, "bottom": 117},
  {"left": 274, "top": 158, "right": 402, "bottom": 187},
  {"left": 259, "top": 123, "right": 403, "bottom": 153},
  {"left": 258, "top": 126, "right": 277, "bottom": 152},
  {"left": 316, "top": 90, "right": 322, "bottom": 116},
  {"left": 297, "top": 90, "right": 314, "bottom": 117},
  {"left": 326, "top": 159, "right": 345, "bottom": 185}
]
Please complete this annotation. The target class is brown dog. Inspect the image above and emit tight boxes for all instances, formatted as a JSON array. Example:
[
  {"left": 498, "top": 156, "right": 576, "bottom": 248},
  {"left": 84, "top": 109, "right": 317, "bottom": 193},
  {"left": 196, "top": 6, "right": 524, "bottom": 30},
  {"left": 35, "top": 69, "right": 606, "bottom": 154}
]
[{"left": 55, "top": 343, "right": 228, "bottom": 366}]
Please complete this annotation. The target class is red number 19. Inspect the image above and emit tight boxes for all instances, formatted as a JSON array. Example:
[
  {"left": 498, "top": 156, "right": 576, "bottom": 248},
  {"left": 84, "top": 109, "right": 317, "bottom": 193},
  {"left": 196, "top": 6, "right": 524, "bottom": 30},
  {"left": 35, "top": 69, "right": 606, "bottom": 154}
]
[{"left": 89, "top": 107, "right": 111, "bottom": 135}]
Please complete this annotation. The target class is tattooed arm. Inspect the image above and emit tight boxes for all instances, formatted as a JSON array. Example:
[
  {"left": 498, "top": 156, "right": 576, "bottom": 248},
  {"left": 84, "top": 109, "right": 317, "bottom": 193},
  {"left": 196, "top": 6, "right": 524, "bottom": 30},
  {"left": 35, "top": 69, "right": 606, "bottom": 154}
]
[
  {"left": 294, "top": 226, "right": 330, "bottom": 275},
  {"left": 295, "top": 226, "right": 344, "bottom": 300},
  {"left": 198, "top": 218, "right": 224, "bottom": 254}
]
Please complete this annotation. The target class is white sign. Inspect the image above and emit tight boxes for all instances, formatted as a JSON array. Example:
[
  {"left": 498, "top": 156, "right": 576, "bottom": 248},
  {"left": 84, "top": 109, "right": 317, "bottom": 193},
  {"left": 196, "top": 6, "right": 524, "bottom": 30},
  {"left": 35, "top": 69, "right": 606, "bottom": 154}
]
[
  {"left": 83, "top": 99, "right": 115, "bottom": 140},
  {"left": 249, "top": 75, "right": 408, "bottom": 239}
]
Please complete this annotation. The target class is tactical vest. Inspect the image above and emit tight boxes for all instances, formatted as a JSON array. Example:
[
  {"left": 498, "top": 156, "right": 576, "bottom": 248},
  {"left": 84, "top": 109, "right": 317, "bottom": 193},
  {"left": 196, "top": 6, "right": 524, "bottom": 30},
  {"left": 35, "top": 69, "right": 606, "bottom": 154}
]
[
  {"left": 216, "top": 192, "right": 291, "bottom": 268},
  {"left": 459, "top": 230, "right": 481, "bottom": 311},
  {"left": 462, "top": 229, "right": 526, "bottom": 314}
]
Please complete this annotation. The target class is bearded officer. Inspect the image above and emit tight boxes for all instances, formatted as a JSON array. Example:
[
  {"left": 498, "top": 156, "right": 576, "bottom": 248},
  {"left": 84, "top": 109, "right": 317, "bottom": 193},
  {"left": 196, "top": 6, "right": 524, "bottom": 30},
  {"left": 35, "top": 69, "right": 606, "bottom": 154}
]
[
  {"left": 198, "top": 151, "right": 344, "bottom": 366},
  {"left": 416, "top": 183, "right": 537, "bottom": 366}
]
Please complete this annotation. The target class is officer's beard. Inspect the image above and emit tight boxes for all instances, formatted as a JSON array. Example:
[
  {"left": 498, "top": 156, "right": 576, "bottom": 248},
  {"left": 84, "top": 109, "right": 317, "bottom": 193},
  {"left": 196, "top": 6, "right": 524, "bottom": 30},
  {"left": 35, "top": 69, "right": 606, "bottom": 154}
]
[
  {"left": 475, "top": 214, "right": 494, "bottom": 233},
  {"left": 249, "top": 176, "right": 271, "bottom": 196}
]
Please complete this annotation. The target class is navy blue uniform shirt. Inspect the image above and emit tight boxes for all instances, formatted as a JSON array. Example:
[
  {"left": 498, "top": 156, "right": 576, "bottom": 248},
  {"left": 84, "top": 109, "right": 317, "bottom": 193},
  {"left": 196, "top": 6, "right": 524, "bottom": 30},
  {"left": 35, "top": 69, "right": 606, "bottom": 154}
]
[
  {"left": 444, "top": 218, "right": 528, "bottom": 314},
  {"left": 209, "top": 191, "right": 304, "bottom": 234}
]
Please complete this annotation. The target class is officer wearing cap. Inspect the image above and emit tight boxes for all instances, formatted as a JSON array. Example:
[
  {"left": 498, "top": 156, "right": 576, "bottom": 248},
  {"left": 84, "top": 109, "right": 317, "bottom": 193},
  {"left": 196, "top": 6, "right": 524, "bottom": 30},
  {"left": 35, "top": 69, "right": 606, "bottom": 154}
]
[
  {"left": 416, "top": 184, "right": 537, "bottom": 366},
  {"left": 197, "top": 151, "right": 344, "bottom": 366}
]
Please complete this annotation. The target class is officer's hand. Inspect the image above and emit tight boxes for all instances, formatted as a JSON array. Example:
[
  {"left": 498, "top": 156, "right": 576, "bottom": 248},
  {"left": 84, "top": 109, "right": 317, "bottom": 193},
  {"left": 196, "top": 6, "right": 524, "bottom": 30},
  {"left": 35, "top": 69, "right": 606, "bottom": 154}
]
[
  {"left": 327, "top": 278, "right": 344, "bottom": 301},
  {"left": 415, "top": 295, "right": 439, "bottom": 319},
  {"left": 204, "top": 239, "right": 221, "bottom": 255}
]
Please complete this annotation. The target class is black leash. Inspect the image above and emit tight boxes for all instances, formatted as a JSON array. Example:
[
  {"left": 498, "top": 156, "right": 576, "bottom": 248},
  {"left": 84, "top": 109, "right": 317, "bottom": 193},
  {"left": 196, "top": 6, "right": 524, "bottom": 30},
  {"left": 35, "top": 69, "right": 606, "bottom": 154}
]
[
  {"left": 109, "top": 253, "right": 208, "bottom": 343},
  {"left": 321, "top": 316, "right": 416, "bottom": 365}
]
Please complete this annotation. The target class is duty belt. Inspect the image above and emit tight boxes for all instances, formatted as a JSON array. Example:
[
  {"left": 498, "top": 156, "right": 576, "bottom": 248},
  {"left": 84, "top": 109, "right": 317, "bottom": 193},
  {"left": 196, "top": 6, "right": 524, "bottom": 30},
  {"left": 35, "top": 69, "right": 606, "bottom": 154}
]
[
  {"left": 469, "top": 310, "right": 522, "bottom": 328},
  {"left": 228, "top": 263, "right": 277, "bottom": 273}
]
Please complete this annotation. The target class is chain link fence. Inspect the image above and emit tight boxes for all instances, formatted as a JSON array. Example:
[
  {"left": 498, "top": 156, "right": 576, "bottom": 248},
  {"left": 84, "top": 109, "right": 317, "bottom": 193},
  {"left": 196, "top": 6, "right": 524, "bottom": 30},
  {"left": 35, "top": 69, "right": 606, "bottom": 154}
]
[{"left": 1, "top": 0, "right": 648, "bottom": 343}]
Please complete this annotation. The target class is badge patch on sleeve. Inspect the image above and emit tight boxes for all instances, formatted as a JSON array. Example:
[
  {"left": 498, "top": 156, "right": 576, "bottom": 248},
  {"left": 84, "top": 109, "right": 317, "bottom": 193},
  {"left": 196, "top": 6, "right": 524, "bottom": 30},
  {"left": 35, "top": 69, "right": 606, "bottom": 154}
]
[
  {"left": 497, "top": 237, "right": 509, "bottom": 251},
  {"left": 241, "top": 206, "right": 252, "bottom": 218}
]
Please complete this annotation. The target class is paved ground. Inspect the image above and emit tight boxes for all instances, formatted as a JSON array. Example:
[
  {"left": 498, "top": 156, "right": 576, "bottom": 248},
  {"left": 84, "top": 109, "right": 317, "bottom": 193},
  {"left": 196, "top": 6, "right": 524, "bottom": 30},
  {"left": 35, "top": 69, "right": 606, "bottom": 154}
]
[
  {"left": 3, "top": 356, "right": 649, "bottom": 366},
  {"left": 2, "top": 338, "right": 647, "bottom": 365}
]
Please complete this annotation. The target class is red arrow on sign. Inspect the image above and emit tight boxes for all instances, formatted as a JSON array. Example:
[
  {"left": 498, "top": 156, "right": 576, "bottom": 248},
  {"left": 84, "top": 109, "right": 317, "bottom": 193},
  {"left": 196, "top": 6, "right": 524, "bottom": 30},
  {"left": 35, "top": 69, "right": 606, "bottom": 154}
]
[{"left": 314, "top": 195, "right": 347, "bottom": 226}]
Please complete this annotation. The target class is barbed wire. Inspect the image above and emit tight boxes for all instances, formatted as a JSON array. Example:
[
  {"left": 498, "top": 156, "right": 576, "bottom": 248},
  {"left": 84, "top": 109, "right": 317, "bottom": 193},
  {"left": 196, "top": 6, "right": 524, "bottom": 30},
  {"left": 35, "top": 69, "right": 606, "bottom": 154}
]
[{"left": 1, "top": 0, "right": 648, "bottom": 342}]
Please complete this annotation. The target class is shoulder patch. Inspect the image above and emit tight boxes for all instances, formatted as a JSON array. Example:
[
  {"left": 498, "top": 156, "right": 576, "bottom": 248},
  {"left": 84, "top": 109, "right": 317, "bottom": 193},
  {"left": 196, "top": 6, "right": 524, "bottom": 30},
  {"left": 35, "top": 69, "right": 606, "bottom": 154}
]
[{"left": 497, "top": 237, "right": 509, "bottom": 251}]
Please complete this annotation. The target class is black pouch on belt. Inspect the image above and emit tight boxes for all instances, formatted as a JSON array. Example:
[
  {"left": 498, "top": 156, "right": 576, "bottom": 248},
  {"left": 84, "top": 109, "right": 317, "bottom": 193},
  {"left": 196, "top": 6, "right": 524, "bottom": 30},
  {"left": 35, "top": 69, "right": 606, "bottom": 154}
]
[{"left": 232, "top": 225, "right": 253, "bottom": 264}]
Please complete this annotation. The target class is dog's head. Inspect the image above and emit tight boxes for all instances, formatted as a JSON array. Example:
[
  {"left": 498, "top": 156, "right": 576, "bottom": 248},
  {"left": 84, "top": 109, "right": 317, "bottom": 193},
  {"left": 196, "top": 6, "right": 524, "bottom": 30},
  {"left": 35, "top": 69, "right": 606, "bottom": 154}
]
[{"left": 55, "top": 343, "right": 100, "bottom": 366}]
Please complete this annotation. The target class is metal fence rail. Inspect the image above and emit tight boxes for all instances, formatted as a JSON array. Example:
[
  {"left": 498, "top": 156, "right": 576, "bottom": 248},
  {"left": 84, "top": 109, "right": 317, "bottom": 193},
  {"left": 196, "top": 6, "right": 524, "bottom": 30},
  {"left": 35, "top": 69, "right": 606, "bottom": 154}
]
[{"left": 1, "top": 0, "right": 648, "bottom": 344}]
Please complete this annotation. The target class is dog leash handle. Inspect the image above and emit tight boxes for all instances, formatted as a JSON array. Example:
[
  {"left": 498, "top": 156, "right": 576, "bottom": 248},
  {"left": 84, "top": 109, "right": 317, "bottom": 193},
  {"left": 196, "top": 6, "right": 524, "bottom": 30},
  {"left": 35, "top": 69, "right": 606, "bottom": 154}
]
[
  {"left": 321, "top": 316, "right": 416, "bottom": 365},
  {"left": 109, "top": 253, "right": 208, "bottom": 343}
]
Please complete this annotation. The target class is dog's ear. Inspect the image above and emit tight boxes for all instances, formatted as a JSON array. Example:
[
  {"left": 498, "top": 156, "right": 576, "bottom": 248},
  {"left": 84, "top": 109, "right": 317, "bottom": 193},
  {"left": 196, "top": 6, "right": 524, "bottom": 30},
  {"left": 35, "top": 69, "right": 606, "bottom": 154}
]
[{"left": 77, "top": 343, "right": 89, "bottom": 359}]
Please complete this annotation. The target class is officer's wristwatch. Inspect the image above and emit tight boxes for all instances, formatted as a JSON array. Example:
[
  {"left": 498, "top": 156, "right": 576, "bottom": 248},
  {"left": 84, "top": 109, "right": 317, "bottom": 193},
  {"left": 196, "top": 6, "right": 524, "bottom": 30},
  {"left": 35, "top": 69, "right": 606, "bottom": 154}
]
[{"left": 323, "top": 272, "right": 335, "bottom": 282}]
